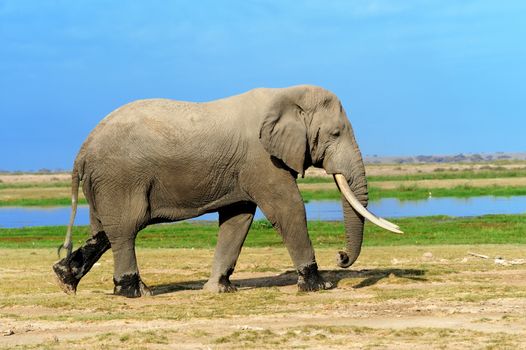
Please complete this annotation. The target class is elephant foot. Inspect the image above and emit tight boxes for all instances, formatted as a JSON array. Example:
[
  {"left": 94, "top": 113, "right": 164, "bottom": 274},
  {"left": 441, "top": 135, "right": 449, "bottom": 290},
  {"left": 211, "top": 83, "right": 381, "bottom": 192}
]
[
  {"left": 53, "top": 260, "right": 80, "bottom": 295},
  {"left": 297, "top": 262, "right": 333, "bottom": 292},
  {"left": 113, "top": 273, "right": 151, "bottom": 298},
  {"left": 52, "top": 231, "right": 111, "bottom": 295},
  {"left": 203, "top": 275, "right": 237, "bottom": 293}
]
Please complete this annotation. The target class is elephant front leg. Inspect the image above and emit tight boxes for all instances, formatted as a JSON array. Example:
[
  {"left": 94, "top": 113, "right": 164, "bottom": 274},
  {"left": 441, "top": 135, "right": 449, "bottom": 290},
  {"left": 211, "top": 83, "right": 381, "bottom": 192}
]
[
  {"left": 255, "top": 186, "right": 332, "bottom": 292},
  {"left": 53, "top": 231, "right": 111, "bottom": 294},
  {"left": 296, "top": 260, "right": 332, "bottom": 292},
  {"left": 203, "top": 202, "right": 256, "bottom": 293}
]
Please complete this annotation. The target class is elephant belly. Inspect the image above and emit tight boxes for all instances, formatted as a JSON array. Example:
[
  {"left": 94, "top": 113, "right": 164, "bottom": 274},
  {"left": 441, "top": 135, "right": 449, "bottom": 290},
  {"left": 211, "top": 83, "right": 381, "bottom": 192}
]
[{"left": 147, "top": 175, "right": 248, "bottom": 223}]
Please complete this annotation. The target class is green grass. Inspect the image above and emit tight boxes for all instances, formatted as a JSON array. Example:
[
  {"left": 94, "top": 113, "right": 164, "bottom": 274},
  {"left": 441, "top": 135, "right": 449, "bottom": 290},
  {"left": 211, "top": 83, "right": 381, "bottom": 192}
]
[
  {"left": 371, "top": 184, "right": 526, "bottom": 200},
  {"left": 1, "top": 214, "right": 524, "bottom": 249},
  {"left": 0, "top": 198, "right": 88, "bottom": 206},
  {"left": 297, "top": 176, "right": 334, "bottom": 184},
  {"left": 297, "top": 167, "right": 526, "bottom": 184},
  {"left": 301, "top": 185, "right": 526, "bottom": 201}
]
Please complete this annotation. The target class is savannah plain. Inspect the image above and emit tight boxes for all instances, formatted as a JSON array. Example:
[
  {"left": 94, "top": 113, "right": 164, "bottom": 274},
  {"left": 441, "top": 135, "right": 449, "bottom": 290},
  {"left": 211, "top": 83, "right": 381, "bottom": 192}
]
[{"left": 1, "top": 161, "right": 525, "bottom": 349}]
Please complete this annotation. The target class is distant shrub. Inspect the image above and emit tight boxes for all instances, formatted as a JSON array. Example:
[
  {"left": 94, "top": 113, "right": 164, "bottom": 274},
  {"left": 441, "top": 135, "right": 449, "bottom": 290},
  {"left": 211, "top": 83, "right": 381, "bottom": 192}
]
[{"left": 471, "top": 154, "right": 484, "bottom": 162}]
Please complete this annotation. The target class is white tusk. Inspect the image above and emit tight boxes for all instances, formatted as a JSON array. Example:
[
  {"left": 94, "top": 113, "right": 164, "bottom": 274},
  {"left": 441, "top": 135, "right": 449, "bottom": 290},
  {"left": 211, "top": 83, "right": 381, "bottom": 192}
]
[
  {"left": 333, "top": 174, "right": 400, "bottom": 230},
  {"left": 334, "top": 174, "right": 403, "bottom": 234},
  {"left": 379, "top": 217, "right": 400, "bottom": 230}
]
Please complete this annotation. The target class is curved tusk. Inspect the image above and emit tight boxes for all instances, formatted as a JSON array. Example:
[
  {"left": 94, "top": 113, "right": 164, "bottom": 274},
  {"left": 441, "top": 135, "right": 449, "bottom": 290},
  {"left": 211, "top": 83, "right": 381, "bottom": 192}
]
[
  {"left": 333, "top": 174, "right": 400, "bottom": 230},
  {"left": 334, "top": 174, "right": 403, "bottom": 234},
  {"left": 379, "top": 217, "right": 400, "bottom": 230}
]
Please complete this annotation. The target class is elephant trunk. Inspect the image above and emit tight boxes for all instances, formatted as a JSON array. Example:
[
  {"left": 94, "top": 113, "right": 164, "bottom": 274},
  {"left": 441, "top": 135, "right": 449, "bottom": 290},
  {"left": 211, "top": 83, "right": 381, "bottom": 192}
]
[
  {"left": 336, "top": 154, "right": 368, "bottom": 268},
  {"left": 324, "top": 129, "right": 401, "bottom": 268},
  {"left": 333, "top": 155, "right": 402, "bottom": 267}
]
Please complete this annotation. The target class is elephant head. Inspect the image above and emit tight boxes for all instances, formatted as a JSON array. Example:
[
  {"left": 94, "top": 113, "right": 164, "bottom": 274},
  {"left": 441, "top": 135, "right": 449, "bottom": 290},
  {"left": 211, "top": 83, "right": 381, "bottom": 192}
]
[{"left": 259, "top": 85, "right": 401, "bottom": 268}]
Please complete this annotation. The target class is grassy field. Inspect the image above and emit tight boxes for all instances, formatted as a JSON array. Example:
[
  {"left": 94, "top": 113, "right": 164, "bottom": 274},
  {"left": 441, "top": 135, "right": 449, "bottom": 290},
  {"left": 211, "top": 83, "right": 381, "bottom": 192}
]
[
  {"left": 1, "top": 163, "right": 525, "bottom": 348},
  {"left": 298, "top": 165, "right": 526, "bottom": 183},
  {"left": 2, "top": 161, "right": 526, "bottom": 206},
  {"left": 1, "top": 215, "right": 525, "bottom": 249},
  {"left": 301, "top": 184, "right": 526, "bottom": 201},
  {"left": 1, "top": 244, "right": 525, "bottom": 348}
]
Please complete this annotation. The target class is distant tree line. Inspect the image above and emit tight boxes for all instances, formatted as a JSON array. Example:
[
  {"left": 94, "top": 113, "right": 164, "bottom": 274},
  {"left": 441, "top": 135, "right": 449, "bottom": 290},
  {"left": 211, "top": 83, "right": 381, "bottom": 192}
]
[{"left": 365, "top": 153, "right": 519, "bottom": 164}]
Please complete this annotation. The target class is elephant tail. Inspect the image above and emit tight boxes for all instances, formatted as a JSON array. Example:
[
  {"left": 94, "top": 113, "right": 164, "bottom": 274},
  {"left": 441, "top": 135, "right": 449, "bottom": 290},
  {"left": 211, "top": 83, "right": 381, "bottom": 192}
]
[{"left": 57, "top": 164, "right": 80, "bottom": 258}]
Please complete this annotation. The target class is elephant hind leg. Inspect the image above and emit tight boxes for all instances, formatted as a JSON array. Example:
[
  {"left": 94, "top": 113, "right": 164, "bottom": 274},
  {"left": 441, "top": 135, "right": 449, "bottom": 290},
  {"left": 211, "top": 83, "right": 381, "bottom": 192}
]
[
  {"left": 109, "top": 235, "right": 150, "bottom": 298},
  {"left": 102, "top": 193, "right": 152, "bottom": 298},
  {"left": 53, "top": 231, "right": 111, "bottom": 294},
  {"left": 53, "top": 204, "right": 113, "bottom": 294}
]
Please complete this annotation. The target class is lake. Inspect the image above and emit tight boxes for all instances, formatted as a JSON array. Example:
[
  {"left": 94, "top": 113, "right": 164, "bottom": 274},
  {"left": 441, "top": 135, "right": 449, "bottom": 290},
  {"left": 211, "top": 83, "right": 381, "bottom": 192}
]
[{"left": 1, "top": 196, "right": 525, "bottom": 228}]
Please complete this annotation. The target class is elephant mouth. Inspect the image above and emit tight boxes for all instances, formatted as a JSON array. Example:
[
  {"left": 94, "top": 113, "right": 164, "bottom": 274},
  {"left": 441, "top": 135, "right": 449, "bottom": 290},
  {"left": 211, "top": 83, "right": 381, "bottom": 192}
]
[{"left": 333, "top": 174, "right": 403, "bottom": 234}]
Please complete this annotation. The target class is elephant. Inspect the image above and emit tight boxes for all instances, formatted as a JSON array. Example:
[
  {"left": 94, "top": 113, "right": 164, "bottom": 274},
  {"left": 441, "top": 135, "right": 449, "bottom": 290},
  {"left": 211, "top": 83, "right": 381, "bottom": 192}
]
[{"left": 53, "top": 85, "right": 401, "bottom": 298}]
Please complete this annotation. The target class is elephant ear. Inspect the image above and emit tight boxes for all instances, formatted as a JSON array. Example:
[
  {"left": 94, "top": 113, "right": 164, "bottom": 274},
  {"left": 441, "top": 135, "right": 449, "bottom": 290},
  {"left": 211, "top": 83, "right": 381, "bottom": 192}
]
[{"left": 259, "top": 100, "right": 308, "bottom": 177}]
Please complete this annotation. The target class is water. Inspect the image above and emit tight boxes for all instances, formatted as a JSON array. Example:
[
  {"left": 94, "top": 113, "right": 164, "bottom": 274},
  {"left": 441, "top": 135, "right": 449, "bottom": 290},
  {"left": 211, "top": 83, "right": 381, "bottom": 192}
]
[{"left": 1, "top": 196, "right": 525, "bottom": 228}]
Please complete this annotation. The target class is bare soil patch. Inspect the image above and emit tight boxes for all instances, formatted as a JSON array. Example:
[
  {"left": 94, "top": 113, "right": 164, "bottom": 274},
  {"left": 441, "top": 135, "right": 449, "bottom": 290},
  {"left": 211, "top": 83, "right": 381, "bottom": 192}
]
[
  {"left": 1, "top": 245, "right": 525, "bottom": 349},
  {"left": 364, "top": 162, "right": 526, "bottom": 177},
  {"left": 0, "top": 174, "right": 70, "bottom": 184}
]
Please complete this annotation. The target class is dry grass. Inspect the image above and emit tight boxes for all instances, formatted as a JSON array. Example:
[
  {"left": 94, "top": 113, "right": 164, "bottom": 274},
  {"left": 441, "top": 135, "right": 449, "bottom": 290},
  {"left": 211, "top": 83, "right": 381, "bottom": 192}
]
[
  {"left": 306, "top": 162, "right": 526, "bottom": 177},
  {"left": 0, "top": 187, "right": 82, "bottom": 202},
  {"left": 0, "top": 174, "right": 70, "bottom": 184},
  {"left": 1, "top": 245, "right": 525, "bottom": 349}
]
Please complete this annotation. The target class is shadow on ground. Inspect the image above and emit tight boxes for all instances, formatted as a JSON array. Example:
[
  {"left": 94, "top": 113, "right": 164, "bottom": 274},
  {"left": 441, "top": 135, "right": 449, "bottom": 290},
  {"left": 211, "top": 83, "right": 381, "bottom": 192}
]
[{"left": 151, "top": 268, "right": 427, "bottom": 295}]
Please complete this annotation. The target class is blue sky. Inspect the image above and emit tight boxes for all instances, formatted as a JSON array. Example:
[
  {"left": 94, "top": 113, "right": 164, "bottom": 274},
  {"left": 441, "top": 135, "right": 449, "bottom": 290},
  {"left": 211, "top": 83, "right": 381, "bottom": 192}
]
[{"left": 1, "top": 1, "right": 525, "bottom": 171}]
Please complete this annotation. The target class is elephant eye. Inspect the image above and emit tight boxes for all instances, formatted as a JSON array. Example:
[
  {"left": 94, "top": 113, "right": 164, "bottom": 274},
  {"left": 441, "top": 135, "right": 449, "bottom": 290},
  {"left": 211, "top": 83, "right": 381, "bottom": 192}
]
[{"left": 330, "top": 129, "right": 340, "bottom": 137}]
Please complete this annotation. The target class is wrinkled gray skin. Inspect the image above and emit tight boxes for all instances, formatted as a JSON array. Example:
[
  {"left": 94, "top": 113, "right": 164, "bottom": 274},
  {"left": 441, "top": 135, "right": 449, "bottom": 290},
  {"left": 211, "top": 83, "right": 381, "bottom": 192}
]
[{"left": 53, "top": 85, "right": 368, "bottom": 297}]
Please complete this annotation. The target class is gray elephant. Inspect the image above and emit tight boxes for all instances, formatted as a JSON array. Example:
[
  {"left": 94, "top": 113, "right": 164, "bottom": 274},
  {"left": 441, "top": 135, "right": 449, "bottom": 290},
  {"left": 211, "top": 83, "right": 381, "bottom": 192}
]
[{"left": 53, "top": 85, "right": 401, "bottom": 298}]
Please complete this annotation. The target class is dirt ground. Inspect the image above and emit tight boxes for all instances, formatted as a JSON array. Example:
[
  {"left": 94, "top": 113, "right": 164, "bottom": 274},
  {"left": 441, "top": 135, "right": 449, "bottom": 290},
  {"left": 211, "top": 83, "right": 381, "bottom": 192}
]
[
  {"left": 1, "top": 245, "right": 525, "bottom": 349},
  {"left": 0, "top": 174, "right": 70, "bottom": 184}
]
